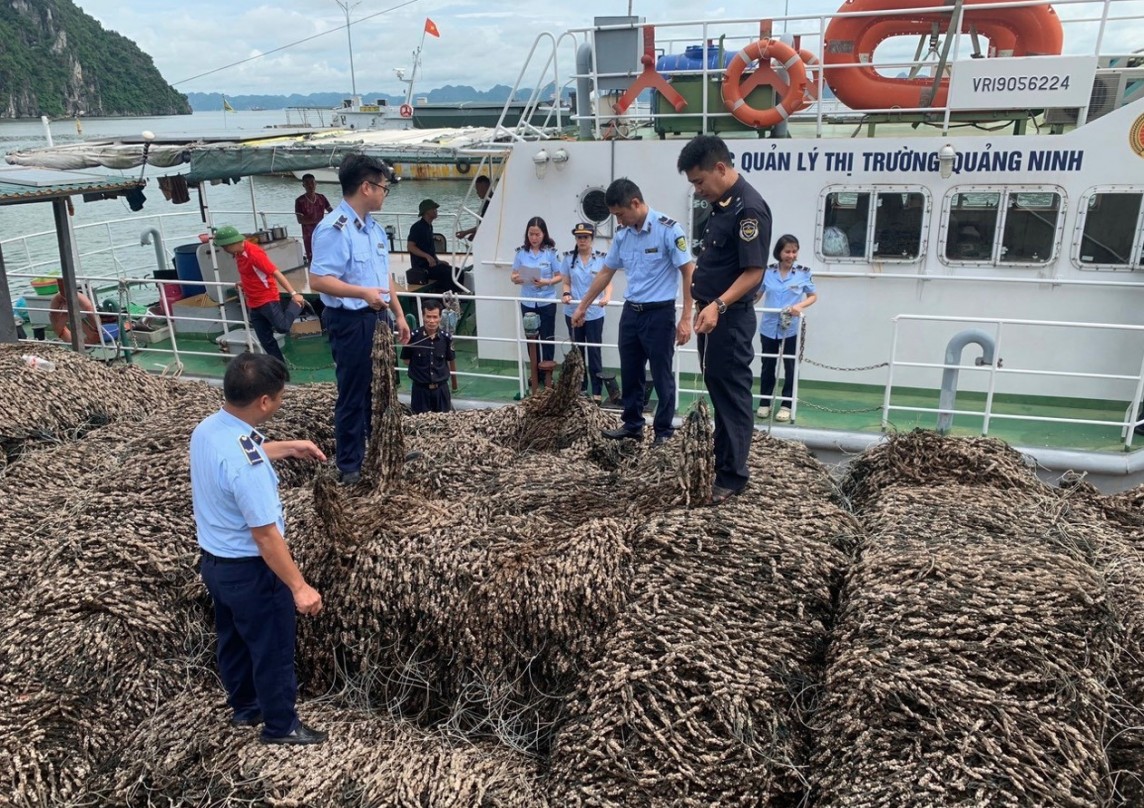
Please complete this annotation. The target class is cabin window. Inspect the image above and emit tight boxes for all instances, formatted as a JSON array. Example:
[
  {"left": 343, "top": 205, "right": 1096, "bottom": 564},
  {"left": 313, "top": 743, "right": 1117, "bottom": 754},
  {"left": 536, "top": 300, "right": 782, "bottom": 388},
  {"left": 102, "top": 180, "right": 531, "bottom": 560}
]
[
  {"left": 872, "top": 191, "right": 926, "bottom": 259},
  {"left": 1075, "top": 190, "right": 1144, "bottom": 271},
  {"left": 819, "top": 187, "right": 928, "bottom": 262},
  {"left": 942, "top": 187, "right": 1064, "bottom": 267}
]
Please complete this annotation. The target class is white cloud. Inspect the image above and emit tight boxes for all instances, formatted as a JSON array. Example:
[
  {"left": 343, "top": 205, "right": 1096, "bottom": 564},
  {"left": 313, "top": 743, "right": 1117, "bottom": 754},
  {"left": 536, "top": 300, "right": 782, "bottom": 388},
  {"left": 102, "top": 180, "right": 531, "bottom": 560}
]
[{"left": 72, "top": 1, "right": 1144, "bottom": 96}]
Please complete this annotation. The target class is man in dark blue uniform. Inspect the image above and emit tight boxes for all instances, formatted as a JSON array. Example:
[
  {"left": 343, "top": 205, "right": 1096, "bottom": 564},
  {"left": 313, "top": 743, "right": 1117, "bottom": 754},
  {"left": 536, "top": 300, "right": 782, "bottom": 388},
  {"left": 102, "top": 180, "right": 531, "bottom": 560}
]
[
  {"left": 572, "top": 178, "right": 694, "bottom": 446},
  {"left": 678, "top": 135, "right": 771, "bottom": 504},
  {"left": 190, "top": 352, "right": 328, "bottom": 744},
  {"left": 400, "top": 298, "right": 455, "bottom": 413},
  {"left": 310, "top": 154, "right": 411, "bottom": 486}
]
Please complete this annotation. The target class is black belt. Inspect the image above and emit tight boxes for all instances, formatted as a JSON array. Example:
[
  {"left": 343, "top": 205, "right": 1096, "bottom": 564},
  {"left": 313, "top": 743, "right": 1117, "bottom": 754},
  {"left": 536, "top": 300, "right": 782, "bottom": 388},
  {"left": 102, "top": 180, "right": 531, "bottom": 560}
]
[
  {"left": 201, "top": 549, "right": 261, "bottom": 564},
  {"left": 695, "top": 298, "right": 752, "bottom": 310},
  {"left": 327, "top": 306, "right": 380, "bottom": 317},
  {"left": 624, "top": 300, "right": 674, "bottom": 312},
  {"left": 414, "top": 381, "right": 445, "bottom": 390}
]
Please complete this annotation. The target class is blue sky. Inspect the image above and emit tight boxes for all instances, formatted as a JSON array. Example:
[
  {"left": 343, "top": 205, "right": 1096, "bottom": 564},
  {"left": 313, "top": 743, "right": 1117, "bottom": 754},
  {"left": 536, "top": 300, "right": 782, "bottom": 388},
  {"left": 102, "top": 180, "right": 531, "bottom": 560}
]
[{"left": 73, "top": 0, "right": 1144, "bottom": 96}]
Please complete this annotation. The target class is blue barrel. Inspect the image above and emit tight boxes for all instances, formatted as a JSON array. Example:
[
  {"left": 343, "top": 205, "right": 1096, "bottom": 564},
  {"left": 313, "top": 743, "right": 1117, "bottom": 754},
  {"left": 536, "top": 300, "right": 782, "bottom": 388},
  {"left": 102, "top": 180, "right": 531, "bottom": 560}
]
[
  {"left": 173, "top": 244, "right": 206, "bottom": 298},
  {"left": 656, "top": 44, "right": 733, "bottom": 73}
]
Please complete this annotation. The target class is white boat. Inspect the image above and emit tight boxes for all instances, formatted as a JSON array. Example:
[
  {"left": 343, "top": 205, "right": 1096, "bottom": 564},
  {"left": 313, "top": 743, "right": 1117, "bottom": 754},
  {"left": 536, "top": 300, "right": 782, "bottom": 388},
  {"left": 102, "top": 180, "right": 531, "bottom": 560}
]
[{"left": 3, "top": 0, "right": 1144, "bottom": 490}]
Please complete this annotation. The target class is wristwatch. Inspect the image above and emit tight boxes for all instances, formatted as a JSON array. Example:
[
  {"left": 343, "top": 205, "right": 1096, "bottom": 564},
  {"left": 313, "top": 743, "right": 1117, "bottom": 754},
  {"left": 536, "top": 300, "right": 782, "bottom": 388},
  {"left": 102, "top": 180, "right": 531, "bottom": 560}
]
[{"left": 714, "top": 298, "right": 728, "bottom": 315}]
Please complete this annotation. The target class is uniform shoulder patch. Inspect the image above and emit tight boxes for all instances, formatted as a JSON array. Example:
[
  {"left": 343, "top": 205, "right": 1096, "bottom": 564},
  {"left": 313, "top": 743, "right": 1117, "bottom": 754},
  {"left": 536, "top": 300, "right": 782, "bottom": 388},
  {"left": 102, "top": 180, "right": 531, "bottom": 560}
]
[
  {"left": 237, "top": 434, "right": 264, "bottom": 466},
  {"left": 657, "top": 215, "right": 677, "bottom": 227},
  {"left": 675, "top": 235, "right": 688, "bottom": 252},
  {"left": 739, "top": 218, "right": 760, "bottom": 242},
  {"left": 332, "top": 215, "right": 348, "bottom": 231},
  {"left": 515, "top": 245, "right": 525, "bottom": 252},
  {"left": 593, "top": 250, "right": 607, "bottom": 257}
]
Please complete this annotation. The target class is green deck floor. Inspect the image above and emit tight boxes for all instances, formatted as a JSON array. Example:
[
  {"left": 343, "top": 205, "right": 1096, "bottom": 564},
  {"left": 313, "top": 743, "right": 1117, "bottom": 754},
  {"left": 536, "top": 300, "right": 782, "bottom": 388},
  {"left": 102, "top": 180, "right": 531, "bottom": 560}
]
[{"left": 122, "top": 332, "right": 1139, "bottom": 456}]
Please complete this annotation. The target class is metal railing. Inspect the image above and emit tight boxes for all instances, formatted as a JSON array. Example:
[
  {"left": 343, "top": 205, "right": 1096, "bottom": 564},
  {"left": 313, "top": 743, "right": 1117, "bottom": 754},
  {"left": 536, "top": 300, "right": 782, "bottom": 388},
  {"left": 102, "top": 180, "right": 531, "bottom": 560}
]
[
  {"left": 14, "top": 271, "right": 1144, "bottom": 450},
  {"left": 884, "top": 314, "right": 1144, "bottom": 449},
  {"left": 501, "top": 0, "right": 1144, "bottom": 140}
]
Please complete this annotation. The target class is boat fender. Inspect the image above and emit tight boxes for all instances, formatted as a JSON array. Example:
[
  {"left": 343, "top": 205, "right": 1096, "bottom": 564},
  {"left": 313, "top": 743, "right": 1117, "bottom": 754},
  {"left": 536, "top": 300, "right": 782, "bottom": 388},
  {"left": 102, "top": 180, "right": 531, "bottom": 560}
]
[
  {"left": 455, "top": 157, "right": 471, "bottom": 175},
  {"left": 722, "top": 38, "right": 810, "bottom": 129}
]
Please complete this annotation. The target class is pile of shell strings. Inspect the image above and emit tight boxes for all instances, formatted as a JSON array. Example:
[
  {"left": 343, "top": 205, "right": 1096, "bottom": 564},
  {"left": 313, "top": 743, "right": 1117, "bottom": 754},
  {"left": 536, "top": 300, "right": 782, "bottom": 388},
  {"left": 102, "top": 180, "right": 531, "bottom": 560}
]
[{"left": 0, "top": 339, "right": 1141, "bottom": 806}]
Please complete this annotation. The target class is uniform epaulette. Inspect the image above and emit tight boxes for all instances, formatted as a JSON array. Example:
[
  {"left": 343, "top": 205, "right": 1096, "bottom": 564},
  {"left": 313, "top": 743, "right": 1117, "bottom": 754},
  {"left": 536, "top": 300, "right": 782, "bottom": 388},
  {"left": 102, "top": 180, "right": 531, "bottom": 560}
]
[
  {"left": 658, "top": 215, "right": 677, "bottom": 227},
  {"left": 593, "top": 250, "right": 606, "bottom": 257},
  {"left": 332, "top": 214, "right": 348, "bottom": 231},
  {"left": 515, "top": 245, "right": 525, "bottom": 252},
  {"left": 564, "top": 249, "right": 574, "bottom": 257}
]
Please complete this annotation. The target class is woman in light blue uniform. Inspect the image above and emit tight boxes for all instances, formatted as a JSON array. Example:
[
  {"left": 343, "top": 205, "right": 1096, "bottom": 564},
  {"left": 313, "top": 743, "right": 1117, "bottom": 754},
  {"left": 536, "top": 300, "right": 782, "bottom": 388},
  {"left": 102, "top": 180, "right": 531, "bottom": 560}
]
[
  {"left": 560, "top": 222, "right": 612, "bottom": 400},
  {"left": 511, "top": 216, "right": 563, "bottom": 385},
  {"left": 756, "top": 234, "right": 818, "bottom": 422}
]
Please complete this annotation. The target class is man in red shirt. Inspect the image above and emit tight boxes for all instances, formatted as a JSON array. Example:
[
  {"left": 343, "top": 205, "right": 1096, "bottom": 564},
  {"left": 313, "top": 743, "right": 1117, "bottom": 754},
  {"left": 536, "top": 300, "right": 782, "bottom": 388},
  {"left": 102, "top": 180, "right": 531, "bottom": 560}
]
[
  {"left": 294, "top": 174, "right": 333, "bottom": 264},
  {"left": 214, "top": 225, "right": 304, "bottom": 362}
]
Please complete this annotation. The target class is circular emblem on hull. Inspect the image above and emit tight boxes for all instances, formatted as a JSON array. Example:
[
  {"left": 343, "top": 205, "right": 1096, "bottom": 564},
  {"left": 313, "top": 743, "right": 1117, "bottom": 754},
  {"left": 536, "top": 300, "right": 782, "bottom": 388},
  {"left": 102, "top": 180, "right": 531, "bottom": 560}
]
[{"left": 1132, "top": 113, "right": 1144, "bottom": 158}]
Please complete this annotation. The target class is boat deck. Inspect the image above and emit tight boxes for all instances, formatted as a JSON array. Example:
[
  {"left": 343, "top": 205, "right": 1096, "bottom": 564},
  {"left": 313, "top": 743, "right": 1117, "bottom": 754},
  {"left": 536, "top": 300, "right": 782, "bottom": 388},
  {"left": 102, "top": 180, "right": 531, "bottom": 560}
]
[{"left": 111, "top": 331, "right": 1137, "bottom": 457}]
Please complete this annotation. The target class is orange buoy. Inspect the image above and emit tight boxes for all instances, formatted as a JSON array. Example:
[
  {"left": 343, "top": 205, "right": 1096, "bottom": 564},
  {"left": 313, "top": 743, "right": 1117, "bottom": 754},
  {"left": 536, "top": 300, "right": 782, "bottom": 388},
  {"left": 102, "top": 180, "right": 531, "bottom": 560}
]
[{"left": 722, "top": 38, "right": 811, "bottom": 128}]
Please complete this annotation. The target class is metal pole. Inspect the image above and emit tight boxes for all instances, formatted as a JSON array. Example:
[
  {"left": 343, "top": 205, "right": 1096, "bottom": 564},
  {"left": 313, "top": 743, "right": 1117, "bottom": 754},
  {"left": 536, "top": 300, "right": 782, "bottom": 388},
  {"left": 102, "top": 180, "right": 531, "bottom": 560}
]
[
  {"left": 335, "top": 0, "right": 362, "bottom": 98},
  {"left": 0, "top": 245, "right": 17, "bottom": 343},
  {"left": 52, "top": 197, "right": 84, "bottom": 353}
]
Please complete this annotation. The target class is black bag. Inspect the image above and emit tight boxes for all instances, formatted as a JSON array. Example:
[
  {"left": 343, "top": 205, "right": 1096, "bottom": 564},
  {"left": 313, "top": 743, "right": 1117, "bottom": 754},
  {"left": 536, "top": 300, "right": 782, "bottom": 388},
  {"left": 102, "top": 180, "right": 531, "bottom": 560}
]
[{"left": 406, "top": 268, "right": 429, "bottom": 285}]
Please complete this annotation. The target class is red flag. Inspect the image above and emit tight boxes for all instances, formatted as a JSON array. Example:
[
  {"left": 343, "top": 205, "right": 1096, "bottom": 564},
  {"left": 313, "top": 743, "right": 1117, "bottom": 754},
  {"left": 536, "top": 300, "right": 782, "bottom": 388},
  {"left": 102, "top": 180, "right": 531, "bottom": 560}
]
[{"left": 424, "top": 18, "right": 440, "bottom": 38}]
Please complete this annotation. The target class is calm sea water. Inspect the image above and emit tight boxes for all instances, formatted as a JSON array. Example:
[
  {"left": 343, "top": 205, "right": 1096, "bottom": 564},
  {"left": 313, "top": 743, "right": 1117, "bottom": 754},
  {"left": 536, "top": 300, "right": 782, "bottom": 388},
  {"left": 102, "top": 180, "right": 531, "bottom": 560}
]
[{"left": 0, "top": 110, "right": 475, "bottom": 297}]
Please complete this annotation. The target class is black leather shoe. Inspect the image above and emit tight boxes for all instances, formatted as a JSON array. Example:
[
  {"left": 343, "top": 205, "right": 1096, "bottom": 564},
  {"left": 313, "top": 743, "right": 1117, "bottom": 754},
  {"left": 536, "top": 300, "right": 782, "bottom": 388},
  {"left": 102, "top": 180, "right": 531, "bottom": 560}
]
[
  {"left": 652, "top": 434, "right": 672, "bottom": 447},
  {"left": 260, "top": 722, "right": 328, "bottom": 746},
  {"left": 602, "top": 427, "right": 642, "bottom": 441},
  {"left": 338, "top": 470, "right": 361, "bottom": 486},
  {"left": 230, "top": 712, "right": 262, "bottom": 728}
]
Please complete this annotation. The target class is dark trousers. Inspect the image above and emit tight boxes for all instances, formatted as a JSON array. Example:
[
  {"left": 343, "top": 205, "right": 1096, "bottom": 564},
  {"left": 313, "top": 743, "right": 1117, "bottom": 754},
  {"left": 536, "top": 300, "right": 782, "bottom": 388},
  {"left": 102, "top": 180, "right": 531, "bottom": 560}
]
[
  {"left": 324, "top": 307, "right": 387, "bottom": 475},
  {"left": 619, "top": 304, "right": 676, "bottom": 437},
  {"left": 522, "top": 302, "right": 556, "bottom": 385},
  {"left": 411, "top": 382, "right": 452, "bottom": 413},
  {"left": 250, "top": 298, "right": 302, "bottom": 363},
  {"left": 427, "top": 262, "right": 464, "bottom": 294},
  {"left": 699, "top": 305, "right": 757, "bottom": 492},
  {"left": 565, "top": 314, "right": 604, "bottom": 395},
  {"left": 200, "top": 554, "right": 298, "bottom": 739},
  {"left": 759, "top": 333, "right": 798, "bottom": 407}
]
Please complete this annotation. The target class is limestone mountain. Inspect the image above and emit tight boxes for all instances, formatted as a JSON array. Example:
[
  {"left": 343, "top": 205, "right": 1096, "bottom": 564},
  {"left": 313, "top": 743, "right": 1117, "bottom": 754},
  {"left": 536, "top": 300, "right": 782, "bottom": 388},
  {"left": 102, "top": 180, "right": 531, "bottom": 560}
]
[{"left": 0, "top": 0, "right": 190, "bottom": 118}]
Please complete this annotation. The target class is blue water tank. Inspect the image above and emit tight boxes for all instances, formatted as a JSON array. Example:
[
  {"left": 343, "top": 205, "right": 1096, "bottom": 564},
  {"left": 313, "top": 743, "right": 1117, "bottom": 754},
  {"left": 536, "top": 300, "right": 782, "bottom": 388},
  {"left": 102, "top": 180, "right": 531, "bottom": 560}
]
[
  {"left": 173, "top": 243, "right": 206, "bottom": 298},
  {"left": 656, "top": 44, "right": 733, "bottom": 74}
]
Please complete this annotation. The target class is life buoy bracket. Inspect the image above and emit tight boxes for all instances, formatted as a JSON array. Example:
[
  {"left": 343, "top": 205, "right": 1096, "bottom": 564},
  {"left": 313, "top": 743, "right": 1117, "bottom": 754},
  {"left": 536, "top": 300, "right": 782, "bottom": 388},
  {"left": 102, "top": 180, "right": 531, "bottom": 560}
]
[
  {"left": 723, "top": 38, "right": 810, "bottom": 129},
  {"left": 399, "top": 103, "right": 414, "bottom": 119}
]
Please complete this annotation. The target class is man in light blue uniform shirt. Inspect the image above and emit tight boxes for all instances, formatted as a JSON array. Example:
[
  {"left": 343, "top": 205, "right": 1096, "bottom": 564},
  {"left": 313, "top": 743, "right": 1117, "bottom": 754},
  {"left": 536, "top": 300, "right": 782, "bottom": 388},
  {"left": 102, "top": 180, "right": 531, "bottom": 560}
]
[
  {"left": 572, "top": 178, "right": 694, "bottom": 445},
  {"left": 190, "top": 352, "right": 328, "bottom": 745},
  {"left": 310, "top": 154, "right": 411, "bottom": 485}
]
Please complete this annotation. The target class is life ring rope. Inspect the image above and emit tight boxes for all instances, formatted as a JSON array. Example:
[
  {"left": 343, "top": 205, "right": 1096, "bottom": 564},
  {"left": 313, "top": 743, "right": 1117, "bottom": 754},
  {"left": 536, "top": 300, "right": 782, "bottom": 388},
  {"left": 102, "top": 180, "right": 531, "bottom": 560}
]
[{"left": 723, "top": 38, "right": 811, "bottom": 128}]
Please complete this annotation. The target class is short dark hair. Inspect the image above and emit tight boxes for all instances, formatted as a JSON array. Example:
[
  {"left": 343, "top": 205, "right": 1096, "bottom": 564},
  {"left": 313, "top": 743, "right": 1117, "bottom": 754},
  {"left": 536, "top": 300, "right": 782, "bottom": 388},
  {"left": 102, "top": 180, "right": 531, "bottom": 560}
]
[
  {"left": 677, "top": 134, "right": 733, "bottom": 173},
  {"left": 475, "top": 175, "right": 491, "bottom": 186},
  {"left": 302, "top": 173, "right": 316, "bottom": 182},
  {"left": 338, "top": 153, "right": 394, "bottom": 196},
  {"left": 522, "top": 216, "right": 556, "bottom": 250},
  {"left": 223, "top": 352, "right": 289, "bottom": 407},
  {"left": 773, "top": 234, "right": 800, "bottom": 262},
  {"left": 605, "top": 178, "right": 643, "bottom": 208},
  {"left": 422, "top": 298, "right": 443, "bottom": 313}
]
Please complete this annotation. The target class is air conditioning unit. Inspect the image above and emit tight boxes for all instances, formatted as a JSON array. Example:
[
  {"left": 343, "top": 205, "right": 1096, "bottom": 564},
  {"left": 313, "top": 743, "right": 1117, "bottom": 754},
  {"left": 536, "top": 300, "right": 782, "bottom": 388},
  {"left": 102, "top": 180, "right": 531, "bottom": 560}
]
[{"left": 1048, "top": 68, "right": 1144, "bottom": 124}]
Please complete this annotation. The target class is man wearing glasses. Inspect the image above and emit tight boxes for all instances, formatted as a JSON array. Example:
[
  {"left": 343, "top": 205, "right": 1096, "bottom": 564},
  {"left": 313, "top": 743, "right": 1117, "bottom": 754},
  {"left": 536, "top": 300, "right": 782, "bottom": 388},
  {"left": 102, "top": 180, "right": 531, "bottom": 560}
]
[{"left": 310, "top": 154, "right": 411, "bottom": 486}]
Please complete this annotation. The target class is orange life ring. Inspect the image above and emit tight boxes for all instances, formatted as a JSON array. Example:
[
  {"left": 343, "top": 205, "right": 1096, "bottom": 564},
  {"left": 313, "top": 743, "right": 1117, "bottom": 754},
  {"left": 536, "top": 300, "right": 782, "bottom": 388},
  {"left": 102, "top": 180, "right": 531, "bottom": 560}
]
[
  {"left": 723, "top": 38, "right": 810, "bottom": 128},
  {"left": 823, "top": 0, "right": 1064, "bottom": 110},
  {"left": 399, "top": 103, "right": 414, "bottom": 119}
]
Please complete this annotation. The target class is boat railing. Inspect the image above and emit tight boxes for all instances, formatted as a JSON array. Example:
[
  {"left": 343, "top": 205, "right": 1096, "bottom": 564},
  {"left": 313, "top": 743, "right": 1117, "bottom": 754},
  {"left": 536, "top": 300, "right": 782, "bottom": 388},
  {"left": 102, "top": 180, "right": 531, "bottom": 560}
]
[
  {"left": 884, "top": 313, "right": 1144, "bottom": 449},
  {"left": 521, "top": 0, "right": 1144, "bottom": 140},
  {"left": 13, "top": 276, "right": 1143, "bottom": 448},
  {"left": 1, "top": 207, "right": 473, "bottom": 303}
]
